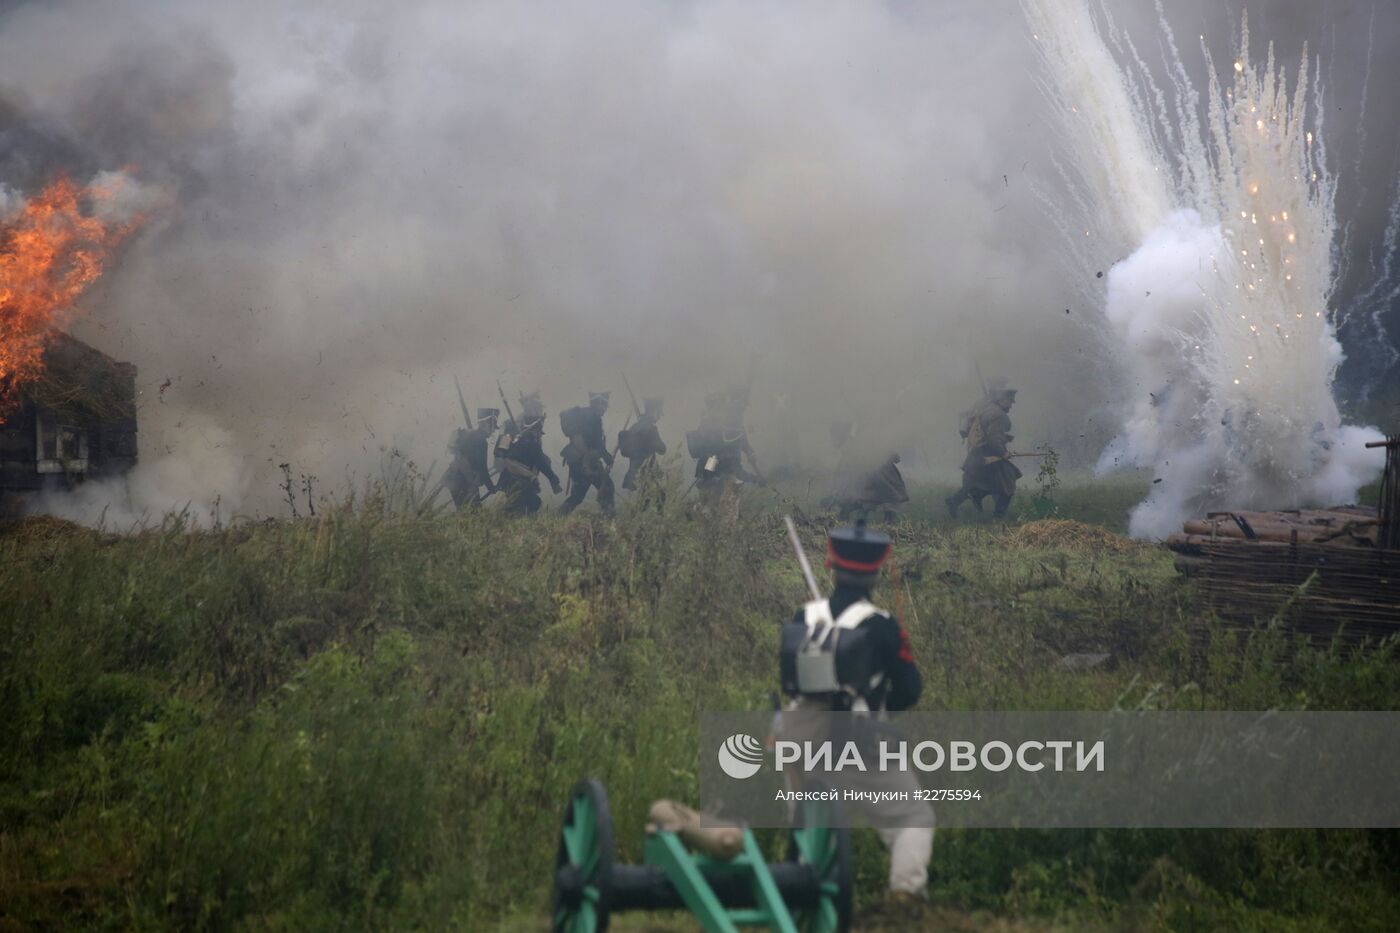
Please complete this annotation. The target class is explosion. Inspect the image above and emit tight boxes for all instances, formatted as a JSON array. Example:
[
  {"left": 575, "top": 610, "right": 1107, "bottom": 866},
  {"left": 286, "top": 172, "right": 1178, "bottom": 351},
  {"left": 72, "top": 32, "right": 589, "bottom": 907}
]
[
  {"left": 1024, "top": 1, "right": 1384, "bottom": 537},
  {"left": 0, "top": 175, "right": 142, "bottom": 416}
]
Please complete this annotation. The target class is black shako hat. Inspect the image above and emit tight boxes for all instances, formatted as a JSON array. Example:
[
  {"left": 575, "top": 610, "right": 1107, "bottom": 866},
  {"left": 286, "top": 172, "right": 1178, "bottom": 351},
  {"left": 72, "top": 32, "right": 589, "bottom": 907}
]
[{"left": 826, "top": 520, "right": 892, "bottom": 573}]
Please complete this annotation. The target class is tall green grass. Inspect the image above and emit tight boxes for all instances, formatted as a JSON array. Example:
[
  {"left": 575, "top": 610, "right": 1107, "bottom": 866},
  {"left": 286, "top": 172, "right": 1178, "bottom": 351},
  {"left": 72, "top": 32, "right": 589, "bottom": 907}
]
[{"left": 1, "top": 478, "right": 1396, "bottom": 930}]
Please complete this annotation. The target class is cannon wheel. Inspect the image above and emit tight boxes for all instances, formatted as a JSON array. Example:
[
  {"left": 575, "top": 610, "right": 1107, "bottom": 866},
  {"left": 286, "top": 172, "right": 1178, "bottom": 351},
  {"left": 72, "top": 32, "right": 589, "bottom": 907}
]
[
  {"left": 552, "top": 778, "right": 615, "bottom": 933},
  {"left": 787, "top": 791, "right": 853, "bottom": 933}
]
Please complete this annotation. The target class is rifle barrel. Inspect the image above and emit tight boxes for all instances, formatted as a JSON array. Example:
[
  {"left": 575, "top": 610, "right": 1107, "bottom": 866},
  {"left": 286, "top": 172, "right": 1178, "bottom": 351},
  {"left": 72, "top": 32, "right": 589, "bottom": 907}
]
[
  {"left": 785, "top": 516, "right": 822, "bottom": 601},
  {"left": 453, "top": 375, "right": 474, "bottom": 430},
  {"left": 496, "top": 379, "right": 518, "bottom": 428},
  {"left": 621, "top": 372, "right": 643, "bottom": 418}
]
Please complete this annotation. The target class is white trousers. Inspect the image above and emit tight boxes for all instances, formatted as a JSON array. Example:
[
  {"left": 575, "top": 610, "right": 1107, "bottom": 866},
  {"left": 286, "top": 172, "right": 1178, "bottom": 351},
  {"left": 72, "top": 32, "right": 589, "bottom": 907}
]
[
  {"left": 878, "top": 825, "right": 935, "bottom": 893},
  {"left": 778, "top": 702, "right": 936, "bottom": 894}
]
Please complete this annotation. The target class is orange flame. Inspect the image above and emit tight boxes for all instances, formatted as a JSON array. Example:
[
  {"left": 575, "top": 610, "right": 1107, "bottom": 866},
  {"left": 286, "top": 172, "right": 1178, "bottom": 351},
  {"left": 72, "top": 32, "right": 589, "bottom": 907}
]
[{"left": 1, "top": 175, "right": 143, "bottom": 415}]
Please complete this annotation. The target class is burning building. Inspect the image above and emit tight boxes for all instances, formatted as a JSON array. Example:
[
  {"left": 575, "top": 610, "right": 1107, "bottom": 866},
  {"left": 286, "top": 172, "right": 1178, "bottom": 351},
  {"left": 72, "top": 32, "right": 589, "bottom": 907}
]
[
  {"left": 0, "top": 332, "right": 138, "bottom": 514},
  {"left": 2, "top": 176, "right": 146, "bottom": 515}
]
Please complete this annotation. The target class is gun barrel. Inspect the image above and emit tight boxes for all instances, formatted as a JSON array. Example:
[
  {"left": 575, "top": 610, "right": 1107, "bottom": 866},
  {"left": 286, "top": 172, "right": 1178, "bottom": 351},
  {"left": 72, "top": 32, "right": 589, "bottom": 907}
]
[
  {"left": 496, "top": 379, "right": 518, "bottom": 428},
  {"left": 784, "top": 516, "right": 822, "bottom": 601},
  {"left": 621, "top": 372, "right": 643, "bottom": 418},
  {"left": 453, "top": 375, "right": 474, "bottom": 430}
]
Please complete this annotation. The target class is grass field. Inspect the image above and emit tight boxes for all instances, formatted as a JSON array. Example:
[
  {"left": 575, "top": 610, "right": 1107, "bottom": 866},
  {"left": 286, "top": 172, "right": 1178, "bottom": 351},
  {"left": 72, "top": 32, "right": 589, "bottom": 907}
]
[{"left": 1, "top": 472, "right": 1397, "bottom": 931}]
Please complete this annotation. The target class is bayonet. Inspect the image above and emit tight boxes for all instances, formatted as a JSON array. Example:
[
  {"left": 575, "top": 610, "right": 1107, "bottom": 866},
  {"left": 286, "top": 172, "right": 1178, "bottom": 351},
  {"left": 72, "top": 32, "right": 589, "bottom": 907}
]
[
  {"left": 496, "top": 379, "right": 518, "bottom": 430},
  {"left": 983, "top": 451, "right": 1046, "bottom": 464},
  {"left": 453, "top": 374, "right": 474, "bottom": 430},
  {"left": 621, "top": 372, "right": 643, "bottom": 419}
]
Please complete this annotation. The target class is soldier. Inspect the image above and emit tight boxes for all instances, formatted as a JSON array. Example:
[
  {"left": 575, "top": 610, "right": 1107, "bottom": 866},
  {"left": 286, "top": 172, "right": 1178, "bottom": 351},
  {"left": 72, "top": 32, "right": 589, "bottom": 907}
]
[
  {"left": 687, "top": 392, "right": 726, "bottom": 487},
  {"left": 825, "top": 422, "right": 909, "bottom": 521},
  {"left": 443, "top": 408, "right": 499, "bottom": 508},
  {"left": 834, "top": 455, "right": 910, "bottom": 522},
  {"left": 494, "top": 411, "right": 562, "bottom": 515},
  {"left": 689, "top": 389, "right": 762, "bottom": 491},
  {"left": 619, "top": 396, "right": 667, "bottom": 490},
  {"left": 946, "top": 378, "right": 1022, "bottom": 518},
  {"left": 519, "top": 390, "right": 545, "bottom": 421},
  {"left": 777, "top": 521, "right": 934, "bottom": 909},
  {"left": 559, "top": 391, "right": 616, "bottom": 516}
]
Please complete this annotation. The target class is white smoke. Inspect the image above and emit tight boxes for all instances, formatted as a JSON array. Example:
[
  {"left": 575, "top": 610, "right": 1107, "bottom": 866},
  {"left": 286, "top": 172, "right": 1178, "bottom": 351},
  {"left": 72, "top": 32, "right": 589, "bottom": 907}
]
[
  {"left": 88, "top": 169, "right": 171, "bottom": 226},
  {"left": 2, "top": 2, "right": 1393, "bottom": 528},
  {"left": 32, "top": 420, "right": 250, "bottom": 529},
  {"left": 1026, "top": 1, "right": 1384, "bottom": 538},
  {"left": 2, "top": 0, "right": 1092, "bottom": 523},
  {"left": 0, "top": 183, "right": 22, "bottom": 221}
]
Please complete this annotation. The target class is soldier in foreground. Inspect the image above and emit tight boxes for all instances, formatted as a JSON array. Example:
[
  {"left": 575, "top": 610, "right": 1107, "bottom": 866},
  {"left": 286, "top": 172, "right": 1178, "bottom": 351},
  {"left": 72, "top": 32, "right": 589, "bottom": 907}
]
[
  {"left": 777, "top": 521, "right": 934, "bottom": 911},
  {"left": 443, "top": 408, "right": 498, "bottom": 508},
  {"left": 619, "top": 396, "right": 667, "bottom": 490},
  {"left": 559, "top": 391, "right": 616, "bottom": 516},
  {"left": 494, "top": 411, "right": 562, "bottom": 515},
  {"left": 946, "top": 377, "right": 1022, "bottom": 518}
]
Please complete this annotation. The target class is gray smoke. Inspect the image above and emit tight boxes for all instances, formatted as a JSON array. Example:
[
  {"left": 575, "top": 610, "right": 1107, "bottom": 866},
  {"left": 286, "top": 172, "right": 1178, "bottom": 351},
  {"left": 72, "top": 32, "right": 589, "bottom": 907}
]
[{"left": 1, "top": 0, "right": 1395, "bottom": 522}]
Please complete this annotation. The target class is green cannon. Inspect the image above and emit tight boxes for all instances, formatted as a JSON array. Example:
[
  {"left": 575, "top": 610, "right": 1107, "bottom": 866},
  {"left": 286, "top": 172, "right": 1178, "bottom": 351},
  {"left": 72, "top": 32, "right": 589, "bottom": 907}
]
[{"left": 552, "top": 779, "right": 853, "bottom": 933}]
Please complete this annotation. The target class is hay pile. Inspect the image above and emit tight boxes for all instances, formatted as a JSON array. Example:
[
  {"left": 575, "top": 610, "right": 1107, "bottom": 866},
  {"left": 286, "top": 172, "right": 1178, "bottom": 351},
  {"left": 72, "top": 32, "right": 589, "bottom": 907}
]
[{"left": 1009, "top": 518, "right": 1139, "bottom": 553}]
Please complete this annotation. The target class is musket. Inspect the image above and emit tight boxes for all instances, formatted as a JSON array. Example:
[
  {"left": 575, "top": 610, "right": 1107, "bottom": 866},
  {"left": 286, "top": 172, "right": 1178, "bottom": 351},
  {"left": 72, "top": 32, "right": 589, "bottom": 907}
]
[
  {"left": 784, "top": 515, "right": 822, "bottom": 601},
  {"left": 983, "top": 451, "right": 1045, "bottom": 464},
  {"left": 611, "top": 413, "right": 632, "bottom": 462},
  {"left": 496, "top": 379, "right": 518, "bottom": 429},
  {"left": 453, "top": 375, "right": 474, "bottom": 430},
  {"left": 621, "top": 372, "right": 643, "bottom": 419},
  {"left": 973, "top": 360, "right": 988, "bottom": 398}
]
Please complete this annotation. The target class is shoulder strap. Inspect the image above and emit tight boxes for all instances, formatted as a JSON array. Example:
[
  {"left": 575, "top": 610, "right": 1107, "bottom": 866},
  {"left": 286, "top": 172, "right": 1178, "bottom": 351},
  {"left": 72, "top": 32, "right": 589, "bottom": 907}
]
[
  {"left": 801, "top": 599, "right": 834, "bottom": 651},
  {"left": 832, "top": 599, "right": 879, "bottom": 630}
]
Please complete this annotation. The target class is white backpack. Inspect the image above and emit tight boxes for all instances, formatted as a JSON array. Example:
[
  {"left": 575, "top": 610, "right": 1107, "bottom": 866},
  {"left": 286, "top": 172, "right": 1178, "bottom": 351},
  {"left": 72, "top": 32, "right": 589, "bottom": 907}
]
[{"left": 794, "top": 598, "right": 886, "bottom": 710}]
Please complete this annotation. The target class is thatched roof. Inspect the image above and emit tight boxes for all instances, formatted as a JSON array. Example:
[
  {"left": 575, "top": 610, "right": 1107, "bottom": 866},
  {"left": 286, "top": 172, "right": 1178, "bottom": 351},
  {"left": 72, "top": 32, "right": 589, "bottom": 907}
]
[{"left": 24, "top": 331, "right": 136, "bottom": 424}]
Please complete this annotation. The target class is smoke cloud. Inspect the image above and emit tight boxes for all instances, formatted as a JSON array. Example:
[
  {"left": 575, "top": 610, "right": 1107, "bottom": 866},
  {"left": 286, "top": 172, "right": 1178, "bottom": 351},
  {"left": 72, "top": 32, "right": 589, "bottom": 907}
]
[
  {"left": 1026, "top": 0, "right": 1388, "bottom": 537},
  {"left": 1098, "top": 209, "right": 1381, "bottom": 536},
  {"left": 1, "top": 0, "right": 1396, "bottom": 523}
]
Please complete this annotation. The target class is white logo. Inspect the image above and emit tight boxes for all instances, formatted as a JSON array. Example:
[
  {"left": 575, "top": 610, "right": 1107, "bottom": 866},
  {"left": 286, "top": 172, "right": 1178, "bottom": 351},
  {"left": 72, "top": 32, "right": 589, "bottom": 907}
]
[{"left": 717, "top": 733, "right": 765, "bottom": 780}]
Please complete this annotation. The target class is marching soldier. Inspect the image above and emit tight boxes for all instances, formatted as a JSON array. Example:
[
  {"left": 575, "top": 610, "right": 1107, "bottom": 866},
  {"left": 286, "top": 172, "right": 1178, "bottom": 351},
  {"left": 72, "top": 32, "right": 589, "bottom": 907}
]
[
  {"left": 826, "top": 422, "right": 910, "bottom": 521},
  {"left": 689, "top": 389, "right": 762, "bottom": 491},
  {"left": 443, "top": 408, "right": 499, "bottom": 508},
  {"left": 519, "top": 389, "right": 545, "bottom": 421},
  {"left": 834, "top": 455, "right": 910, "bottom": 522},
  {"left": 777, "top": 521, "right": 934, "bottom": 909},
  {"left": 619, "top": 396, "right": 667, "bottom": 490},
  {"left": 498, "top": 388, "right": 546, "bottom": 440},
  {"left": 559, "top": 391, "right": 616, "bottom": 516},
  {"left": 688, "top": 392, "right": 727, "bottom": 487},
  {"left": 494, "top": 411, "right": 562, "bottom": 515},
  {"left": 946, "top": 377, "right": 1022, "bottom": 518}
]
